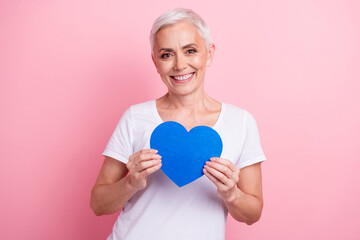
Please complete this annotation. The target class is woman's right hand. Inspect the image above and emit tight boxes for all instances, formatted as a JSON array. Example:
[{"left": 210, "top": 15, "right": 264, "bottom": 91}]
[{"left": 126, "top": 149, "right": 162, "bottom": 190}]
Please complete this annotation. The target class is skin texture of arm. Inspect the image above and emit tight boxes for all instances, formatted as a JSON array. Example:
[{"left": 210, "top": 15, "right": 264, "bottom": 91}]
[
  {"left": 90, "top": 157, "right": 135, "bottom": 216},
  {"left": 224, "top": 163, "right": 263, "bottom": 225},
  {"left": 90, "top": 149, "right": 162, "bottom": 216},
  {"left": 204, "top": 159, "right": 263, "bottom": 225}
]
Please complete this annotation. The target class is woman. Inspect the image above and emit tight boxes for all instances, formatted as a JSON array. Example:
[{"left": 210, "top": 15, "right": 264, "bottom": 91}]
[{"left": 90, "top": 8, "right": 266, "bottom": 240}]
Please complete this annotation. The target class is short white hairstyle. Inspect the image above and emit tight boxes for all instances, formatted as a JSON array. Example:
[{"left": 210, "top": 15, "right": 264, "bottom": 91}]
[{"left": 150, "top": 8, "right": 212, "bottom": 56}]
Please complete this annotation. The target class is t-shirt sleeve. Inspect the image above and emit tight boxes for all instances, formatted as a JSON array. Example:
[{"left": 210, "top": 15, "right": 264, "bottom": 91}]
[
  {"left": 235, "top": 111, "right": 267, "bottom": 169},
  {"left": 102, "top": 108, "right": 133, "bottom": 164}
]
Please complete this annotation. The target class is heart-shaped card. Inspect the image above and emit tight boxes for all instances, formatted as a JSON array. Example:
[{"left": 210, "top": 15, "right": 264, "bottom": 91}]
[{"left": 150, "top": 121, "right": 223, "bottom": 187}]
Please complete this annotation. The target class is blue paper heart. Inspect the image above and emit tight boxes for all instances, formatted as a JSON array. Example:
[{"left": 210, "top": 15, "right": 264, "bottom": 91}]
[{"left": 150, "top": 121, "right": 223, "bottom": 187}]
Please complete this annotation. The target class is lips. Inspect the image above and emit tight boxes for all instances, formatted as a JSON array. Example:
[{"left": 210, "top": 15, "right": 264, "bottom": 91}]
[{"left": 170, "top": 72, "right": 195, "bottom": 83}]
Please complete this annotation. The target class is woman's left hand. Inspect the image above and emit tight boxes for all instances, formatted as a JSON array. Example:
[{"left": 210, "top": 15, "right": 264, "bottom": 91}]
[{"left": 203, "top": 157, "right": 240, "bottom": 202}]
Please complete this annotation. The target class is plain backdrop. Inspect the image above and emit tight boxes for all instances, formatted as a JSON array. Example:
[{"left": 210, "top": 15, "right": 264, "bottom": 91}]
[{"left": 1, "top": 0, "right": 359, "bottom": 239}]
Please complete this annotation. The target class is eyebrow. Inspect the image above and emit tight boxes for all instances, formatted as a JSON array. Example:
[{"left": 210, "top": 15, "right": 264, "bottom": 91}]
[{"left": 158, "top": 43, "right": 199, "bottom": 53}]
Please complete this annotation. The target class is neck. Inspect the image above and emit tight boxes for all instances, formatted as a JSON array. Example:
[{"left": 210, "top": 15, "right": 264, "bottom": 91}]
[
  {"left": 169, "top": 92, "right": 205, "bottom": 108},
  {"left": 156, "top": 75, "right": 222, "bottom": 112}
]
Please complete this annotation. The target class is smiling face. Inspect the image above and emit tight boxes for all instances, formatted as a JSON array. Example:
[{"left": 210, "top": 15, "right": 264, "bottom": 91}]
[{"left": 152, "top": 21, "right": 215, "bottom": 96}]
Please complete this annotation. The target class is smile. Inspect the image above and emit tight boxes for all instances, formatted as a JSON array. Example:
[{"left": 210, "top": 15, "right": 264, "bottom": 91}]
[{"left": 170, "top": 72, "right": 195, "bottom": 83}]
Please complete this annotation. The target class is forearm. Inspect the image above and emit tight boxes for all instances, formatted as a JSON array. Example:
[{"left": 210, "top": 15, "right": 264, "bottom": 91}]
[
  {"left": 90, "top": 175, "right": 137, "bottom": 216},
  {"left": 223, "top": 187, "right": 263, "bottom": 225}
]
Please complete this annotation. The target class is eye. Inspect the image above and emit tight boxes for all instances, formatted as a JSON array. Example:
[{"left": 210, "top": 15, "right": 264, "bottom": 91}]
[
  {"left": 161, "top": 53, "right": 172, "bottom": 59},
  {"left": 186, "top": 49, "right": 197, "bottom": 54}
]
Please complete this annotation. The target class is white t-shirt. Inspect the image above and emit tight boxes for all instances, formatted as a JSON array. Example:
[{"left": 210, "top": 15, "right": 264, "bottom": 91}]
[{"left": 102, "top": 100, "right": 266, "bottom": 240}]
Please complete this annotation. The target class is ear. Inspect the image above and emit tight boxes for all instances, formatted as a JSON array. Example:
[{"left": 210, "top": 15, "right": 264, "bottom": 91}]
[
  {"left": 206, "top": 43, "right": 215, "bottom": 67},
  {"left": 152, "top": 54, "right": 157, "bottom": 67},
  {"left": 152, "top": 54, "right": 161, "bottom": 74}
]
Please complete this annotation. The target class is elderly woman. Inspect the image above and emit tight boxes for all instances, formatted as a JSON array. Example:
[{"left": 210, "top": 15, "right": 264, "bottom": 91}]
[{"left": 90, "top": 8, "right": 266, "bottom": 240}]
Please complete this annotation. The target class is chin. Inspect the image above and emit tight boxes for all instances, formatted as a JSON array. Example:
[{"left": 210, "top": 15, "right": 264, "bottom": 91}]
[{"left": 168, "top": 85, "right": 203, "bottom": 97}]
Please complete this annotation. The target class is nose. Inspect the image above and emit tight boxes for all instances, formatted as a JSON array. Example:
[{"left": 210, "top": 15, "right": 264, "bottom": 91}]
[{"left": 174, "top": 54, "right": 186, "bottom": 71}]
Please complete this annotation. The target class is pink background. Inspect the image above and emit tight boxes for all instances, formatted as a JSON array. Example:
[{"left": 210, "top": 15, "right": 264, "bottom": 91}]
[{"left": 1, "top": 0, "right": 359, "bottom": 239}]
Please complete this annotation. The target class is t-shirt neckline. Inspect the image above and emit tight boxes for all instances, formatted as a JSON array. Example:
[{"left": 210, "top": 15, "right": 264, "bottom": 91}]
[{"left": 152, "top": 99, "right": 224, "bottom": 130}]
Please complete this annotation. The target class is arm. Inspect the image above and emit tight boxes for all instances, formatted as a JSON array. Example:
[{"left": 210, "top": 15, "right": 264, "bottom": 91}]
[
  {"left": 204, "top": 159, "right": 263, "bottom": 225},
  {"left": 90, "top": 149, "right": 162, "bottom": 216},
  {"left": 90, "top": 156, "right": 135, "bottom": 216},
  {"left": 223, "top": 163, "right": 263, "bottom": 224}
]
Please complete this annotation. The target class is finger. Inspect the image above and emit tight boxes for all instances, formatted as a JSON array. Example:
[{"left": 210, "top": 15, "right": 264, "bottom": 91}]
[
  {"left": 136, "top": 153, "right": 162, "bottom": 163},
  {"left": 139, "top": 163, "right": 162, "bottom": 178},
  {"left": 129, "top": 149, "right": 158, "bottom": 162},
  {"left": 203, "top": 168, "right": 224, "bottom": 189},
  {"left": 134, "top": 159, "right": 162, "bottom": 172},
  {"left": 128, "top": 153, "right": 161, "bottom": 170},
  {"left": 140, "top": 153, "right": 162, "bottom": 160},
  {"left": 204, "top": 165, "right": 231, "bottom": 186},
  {"left": 205, "top": 161, "right": 233, "bottom": 179},
  {"left": 210, "top": 157, "right": 238, "bottom": 172},
  {"left": 139, "top": 149, "right": 159, "bottom": 155}
]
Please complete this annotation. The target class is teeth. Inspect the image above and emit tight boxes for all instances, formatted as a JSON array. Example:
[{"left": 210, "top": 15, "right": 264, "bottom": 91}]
[{"left": 173, "top": 73, "right": 193, "bottom": 80}]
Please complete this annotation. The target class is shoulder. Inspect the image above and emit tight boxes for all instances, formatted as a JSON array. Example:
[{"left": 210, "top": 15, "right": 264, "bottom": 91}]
[
  {"left": 124, "top": 99, "right": 155, "bottom": 119},
  {"left": 122, "top": 100, "right": 158, "bottom": 132},
  {"left": 115, "top": 100, "right": 155, "bottom": 126},
  {"left": 221, "top": 102, "right": 259, "bottom": 129},
  {"left": 129, "top": 99, "right": 154, "bottom": 111},
  {"left": 222, "top": 102, "right": 248, "bottom": 121}
]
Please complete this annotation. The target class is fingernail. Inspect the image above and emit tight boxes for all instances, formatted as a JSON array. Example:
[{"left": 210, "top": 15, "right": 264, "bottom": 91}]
[
  {"left": 206, "top": 161, "right": 211, "bottom": 165},
  {"left": 210, "top": 157, "right": 215, "bottom": 161}
]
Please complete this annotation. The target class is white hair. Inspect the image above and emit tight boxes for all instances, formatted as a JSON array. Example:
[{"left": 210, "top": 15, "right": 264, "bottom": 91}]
[{"left": 150, "top": 8, "right": 212, "bottom": 56}]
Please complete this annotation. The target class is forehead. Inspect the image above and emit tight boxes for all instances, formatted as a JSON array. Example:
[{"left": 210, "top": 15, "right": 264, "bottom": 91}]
[{"left": 154, "top": 21, "right": 205, "bottom": 48}]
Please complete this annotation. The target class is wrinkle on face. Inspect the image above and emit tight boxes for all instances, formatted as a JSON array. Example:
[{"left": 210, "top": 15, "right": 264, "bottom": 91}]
[{"left": 152, "top": 21, "right": 214, "bottom": 96}]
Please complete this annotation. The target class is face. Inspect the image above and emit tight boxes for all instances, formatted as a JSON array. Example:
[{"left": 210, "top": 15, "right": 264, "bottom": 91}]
[{"left": 152, "top": 21, "right": 215, "bottom": 96}]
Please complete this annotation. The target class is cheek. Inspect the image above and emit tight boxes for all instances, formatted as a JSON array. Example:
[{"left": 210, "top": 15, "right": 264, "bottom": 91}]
[
  {"left": 157, "top": 61, "right": 173, "bottom": 74},
  {"left": 191, "top": 55, "right": 208, "bottom": 69}
]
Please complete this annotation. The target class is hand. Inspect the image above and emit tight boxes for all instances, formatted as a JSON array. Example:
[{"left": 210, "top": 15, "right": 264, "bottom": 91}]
[
  {"left": 126, "top": 149, "right": 162, "bottom": 190},
  {"left": 203, "top": 157, "right": 240, "bottom": 202}
]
